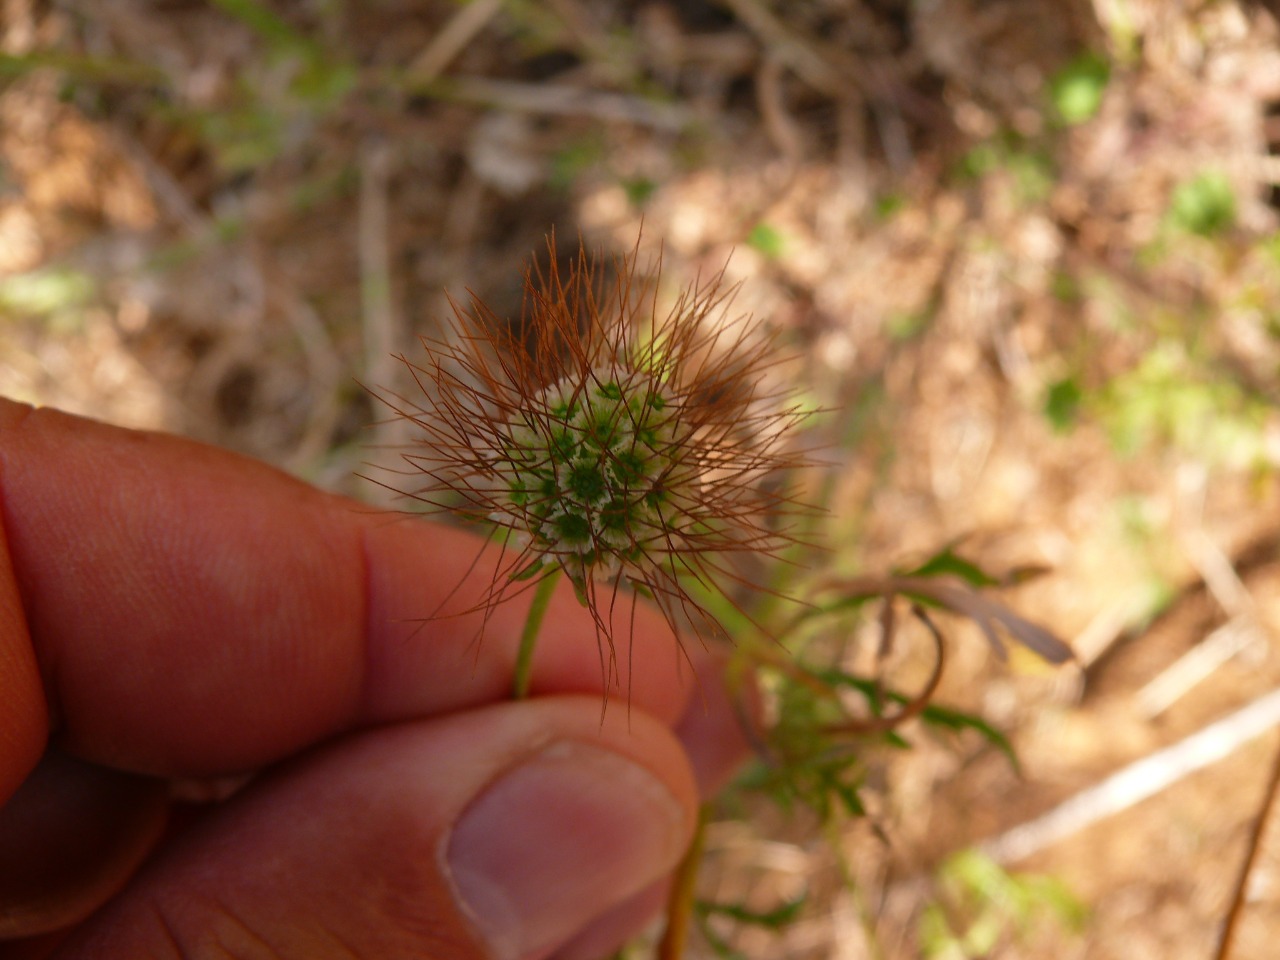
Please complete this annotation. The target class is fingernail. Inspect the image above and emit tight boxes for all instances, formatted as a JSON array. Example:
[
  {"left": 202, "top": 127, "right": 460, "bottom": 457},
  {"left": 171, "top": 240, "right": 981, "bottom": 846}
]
[{"left": 444, "top": 742, "right": 688, "bottom": 960}]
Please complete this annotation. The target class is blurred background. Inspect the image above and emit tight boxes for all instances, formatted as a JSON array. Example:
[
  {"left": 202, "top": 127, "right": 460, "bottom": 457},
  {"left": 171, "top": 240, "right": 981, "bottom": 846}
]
[{"left": 4, "top": 1, "right": 1280, "bottom": 957}]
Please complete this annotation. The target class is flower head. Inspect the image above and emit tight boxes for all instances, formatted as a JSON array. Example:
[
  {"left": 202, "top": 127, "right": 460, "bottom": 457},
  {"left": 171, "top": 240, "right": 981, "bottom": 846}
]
[{"left": 376, "top": 235, "right": 808, "bottom": 658}]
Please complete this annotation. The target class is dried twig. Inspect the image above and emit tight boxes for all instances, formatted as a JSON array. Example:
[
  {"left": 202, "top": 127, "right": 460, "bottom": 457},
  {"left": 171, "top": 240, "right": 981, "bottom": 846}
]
[
  {"left": 715, "top": 0, "right": 841, "bottom": 94},
  {"left": 1186, "top": 532, "right": 1255, "bottom": 618},
  {"left": 359, "top": 138, "right": 397, "bottom": 385},
  {"left": 1138, "top": 468, "right": 1275, "bottom": 717},
  {"left": 428, "top": 75, "right": 694, "bottom": 130},
  {"left": 981, "top": 686, "right": 1280, "bottom": 864},
  {"left": 358, "top": 138, "right": 407, "bottom": 480},
  {"left": 406, "top": 0, "right": 505, "bottom": 82},
  {"left": 1072, "top": 595, "right": 1146, "bottom": 667},
  {"left": 278, "top": 291, "right": 345, "bottom": 475},
  {"left": 1137, "top": 619, "right": 1259, "bottom": 718}
]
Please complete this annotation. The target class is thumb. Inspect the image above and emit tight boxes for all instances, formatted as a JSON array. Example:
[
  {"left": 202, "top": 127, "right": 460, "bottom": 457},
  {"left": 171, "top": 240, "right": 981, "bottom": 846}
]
[{"left": 54, "top": 697, "right": 699, "bottom": 960}]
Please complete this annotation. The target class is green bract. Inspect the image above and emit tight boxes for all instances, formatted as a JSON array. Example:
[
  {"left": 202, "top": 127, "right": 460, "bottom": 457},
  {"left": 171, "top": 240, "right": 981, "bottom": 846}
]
[{"left": 498, "top": 369, "right": 682, "bottom": 592}]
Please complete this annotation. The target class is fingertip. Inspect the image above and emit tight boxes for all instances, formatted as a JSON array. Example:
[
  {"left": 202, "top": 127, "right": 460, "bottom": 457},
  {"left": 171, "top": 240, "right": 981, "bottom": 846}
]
[
  {"left": 0, "top": 520, "right": 47, "bottom": 803},
  {"left": 675, "top": 648, "right": 758, "bottom": 798},
  {"left": 0, "top": 752, "right": 168, "bottom": 940},
  {"left": 50, "top": 698, "right": 698, "bottom": 960},
  {"left": 0, "top": 632, "right": 45, "bottom": 804},
  {"left": 549, "top": 880, "right": 669, "bottom": 960}
]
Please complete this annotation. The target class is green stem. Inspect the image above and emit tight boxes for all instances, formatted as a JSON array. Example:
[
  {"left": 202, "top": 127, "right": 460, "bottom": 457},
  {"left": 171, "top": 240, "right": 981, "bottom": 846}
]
[
  {"left": 513, "top": 569, "right": 560, "bottom": 699},
  {"left": 657, "top": 804, "right": 708, "bottom": 960}
]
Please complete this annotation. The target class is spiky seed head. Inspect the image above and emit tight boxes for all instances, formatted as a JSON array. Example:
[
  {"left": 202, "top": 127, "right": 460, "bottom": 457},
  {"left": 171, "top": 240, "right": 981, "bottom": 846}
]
[{"left": 374, "top": 234, "right": 809, "bottom": 657}]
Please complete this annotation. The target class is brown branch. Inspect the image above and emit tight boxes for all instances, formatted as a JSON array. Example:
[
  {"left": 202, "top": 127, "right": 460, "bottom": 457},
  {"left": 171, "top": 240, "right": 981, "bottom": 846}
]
[{"left": 1215, "top": 730, "right": 1280, "bottom": 960}]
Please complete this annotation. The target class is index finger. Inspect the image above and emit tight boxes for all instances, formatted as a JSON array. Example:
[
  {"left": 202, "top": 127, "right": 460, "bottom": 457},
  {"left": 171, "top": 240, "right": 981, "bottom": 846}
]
[{"left": 0, "top": 400, "right": 695, "bottom": 795}]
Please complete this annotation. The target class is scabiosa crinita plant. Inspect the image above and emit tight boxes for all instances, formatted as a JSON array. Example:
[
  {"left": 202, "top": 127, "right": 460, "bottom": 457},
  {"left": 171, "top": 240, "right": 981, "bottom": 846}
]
[{"left": 375, "top": 235, "right": 810, "bottom": 684}]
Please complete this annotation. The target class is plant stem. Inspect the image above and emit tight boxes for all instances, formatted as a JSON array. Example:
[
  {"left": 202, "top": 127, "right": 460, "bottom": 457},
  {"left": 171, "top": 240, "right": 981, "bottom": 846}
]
[
  {"left": 657, "top": 804, "right": 708, "bottom": 960},
  {"left": 513, "top": 569, "right": 560, "bottom": 699}
]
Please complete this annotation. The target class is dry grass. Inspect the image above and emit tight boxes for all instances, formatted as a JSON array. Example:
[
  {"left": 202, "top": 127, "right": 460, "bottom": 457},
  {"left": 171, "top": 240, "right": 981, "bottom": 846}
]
[{"left": 4, "top": 1, "right": 1280, "bottom": 957}]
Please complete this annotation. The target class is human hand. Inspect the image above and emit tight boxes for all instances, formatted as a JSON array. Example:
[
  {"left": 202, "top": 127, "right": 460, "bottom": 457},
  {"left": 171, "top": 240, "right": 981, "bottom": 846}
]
[{"left": 0, "top": 399, "right": 751, "bottom": 959}]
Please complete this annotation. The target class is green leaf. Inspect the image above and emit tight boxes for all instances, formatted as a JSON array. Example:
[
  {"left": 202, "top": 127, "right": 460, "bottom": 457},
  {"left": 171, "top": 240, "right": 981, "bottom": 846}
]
[
  {"left": 1043, "top": 377, "right": 1083, "bottom": 433},
  {"left": 920, "top": 703, "right": 1019, "bottom": 770},
  {"left": 699, "top": 894, "right": 807, "bottom": 929},
  {"left": 808, "top": 664, "right": 1020, "bottom": 767},
  {"left": 925, "top": 850, "right": 1087, "bottom": 955},
  {"left": 1050, "top": 53, "right": 1109, "bottom": 125},
  {"left": 1170, "top": 171, "right": 1236, "bottom": 236},
  {"left": 746, "top": 222, "right": 786, "bottom": 259},
  {"left": 874, "top": 191, "right": 906, "bottom": 220},
  {"left": 0, "top": 267, "right": 95, "bottom": 316},
  {"left": 622, "top": 176, "right": 657, "bottom": 207},
  {"left": 902, "top": 546, "right": 1001, "bottom": 588},
  {"left": 0, "top": 51, "right": 167, "bottom": 87},
  {"left": 208, "top": 0, "right": 314, "bottom": 54}
]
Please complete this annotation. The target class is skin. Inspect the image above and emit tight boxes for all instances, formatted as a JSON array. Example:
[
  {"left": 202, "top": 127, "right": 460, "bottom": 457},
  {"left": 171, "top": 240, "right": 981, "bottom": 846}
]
[{"left": 0, "top": 399, "right": 751, "bottom": 960}]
